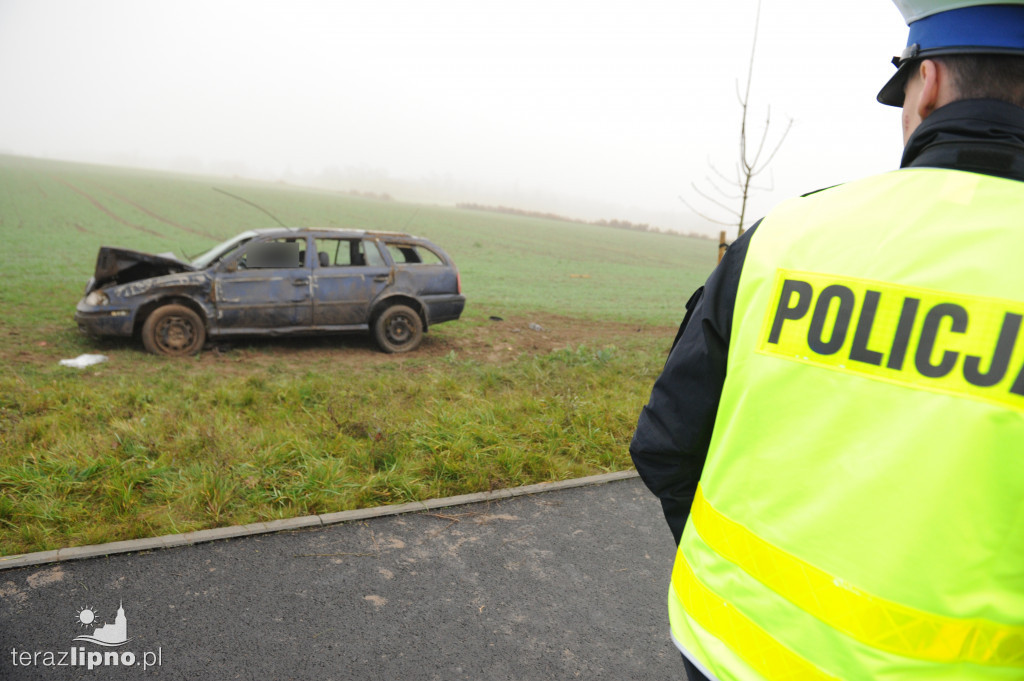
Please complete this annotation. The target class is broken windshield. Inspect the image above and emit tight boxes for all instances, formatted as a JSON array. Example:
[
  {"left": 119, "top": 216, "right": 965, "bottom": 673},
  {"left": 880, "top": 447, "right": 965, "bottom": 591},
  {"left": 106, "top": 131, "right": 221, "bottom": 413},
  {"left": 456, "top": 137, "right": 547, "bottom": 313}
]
[{"left": 190, "top": 231, "right": 257, "bottom": 269}]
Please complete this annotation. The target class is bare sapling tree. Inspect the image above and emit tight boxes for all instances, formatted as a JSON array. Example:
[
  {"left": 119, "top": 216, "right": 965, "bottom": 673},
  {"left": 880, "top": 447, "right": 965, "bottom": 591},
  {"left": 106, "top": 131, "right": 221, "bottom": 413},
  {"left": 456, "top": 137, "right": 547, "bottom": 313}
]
[{"left": 681, "top": 0, "right": 792, "bottom": 247}]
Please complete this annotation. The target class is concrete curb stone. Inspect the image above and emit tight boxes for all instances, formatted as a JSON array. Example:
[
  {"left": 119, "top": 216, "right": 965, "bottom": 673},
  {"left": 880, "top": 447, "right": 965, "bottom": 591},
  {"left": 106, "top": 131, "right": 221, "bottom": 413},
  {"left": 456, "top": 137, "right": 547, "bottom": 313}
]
[{"left": 0, "top": 470, "right": 638, "bottom": 571}]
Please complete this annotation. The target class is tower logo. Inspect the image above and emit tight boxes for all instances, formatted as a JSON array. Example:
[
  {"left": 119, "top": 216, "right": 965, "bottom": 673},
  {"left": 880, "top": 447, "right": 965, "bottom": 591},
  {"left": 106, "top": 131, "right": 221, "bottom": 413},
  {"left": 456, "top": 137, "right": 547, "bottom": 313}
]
[{"left": 73, "top": 601, "right": 131, "bottom": 647}]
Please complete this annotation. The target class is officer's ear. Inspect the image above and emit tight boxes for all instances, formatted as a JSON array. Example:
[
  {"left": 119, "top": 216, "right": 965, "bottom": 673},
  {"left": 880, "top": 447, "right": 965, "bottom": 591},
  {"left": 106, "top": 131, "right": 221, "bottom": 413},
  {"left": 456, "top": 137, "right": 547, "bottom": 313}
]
[{"left": 914, "top": 59, "right": 945, "bottom": 121}]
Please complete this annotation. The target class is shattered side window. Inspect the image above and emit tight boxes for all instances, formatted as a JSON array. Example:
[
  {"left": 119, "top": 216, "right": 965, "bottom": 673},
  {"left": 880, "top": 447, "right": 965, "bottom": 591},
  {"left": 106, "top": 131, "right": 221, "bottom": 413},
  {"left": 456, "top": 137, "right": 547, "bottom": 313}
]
[
  {"left": 313, "top": 239, "right": 387, "bottom": 268},
  {"left": 314, "top": 238, "right": 356, "bottom": 267},
  {"left": 385, "top": 243, "right": 444, "bottom": 265}
]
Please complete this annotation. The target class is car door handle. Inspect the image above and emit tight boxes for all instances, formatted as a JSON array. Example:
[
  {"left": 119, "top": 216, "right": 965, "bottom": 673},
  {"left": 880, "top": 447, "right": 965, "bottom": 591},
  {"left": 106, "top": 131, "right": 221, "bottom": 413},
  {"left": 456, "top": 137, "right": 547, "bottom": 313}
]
[
  {"left": 373, "top": 274, "right": 389, "bottom": 282},
  {"left": 293, "top": 278, "right": 309, "bottom": 286}
]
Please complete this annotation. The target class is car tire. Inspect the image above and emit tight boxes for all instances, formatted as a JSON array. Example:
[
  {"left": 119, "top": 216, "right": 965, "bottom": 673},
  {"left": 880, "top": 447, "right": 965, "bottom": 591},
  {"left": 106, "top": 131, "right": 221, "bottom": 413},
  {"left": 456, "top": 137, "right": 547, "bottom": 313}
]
[
  {"left": 141, "top": 304, "right": 206, "bottom": 356},
  {"left": 373, "top": 304, "right": 423, "bottom": 353}
]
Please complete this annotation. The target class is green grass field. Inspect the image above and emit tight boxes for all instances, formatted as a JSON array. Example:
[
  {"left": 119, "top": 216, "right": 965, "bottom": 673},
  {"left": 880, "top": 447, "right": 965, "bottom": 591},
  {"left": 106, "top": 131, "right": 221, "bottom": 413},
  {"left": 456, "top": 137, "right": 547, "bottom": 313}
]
[{"left": 0, "top": 154, "right": 716, "bottom": 556}]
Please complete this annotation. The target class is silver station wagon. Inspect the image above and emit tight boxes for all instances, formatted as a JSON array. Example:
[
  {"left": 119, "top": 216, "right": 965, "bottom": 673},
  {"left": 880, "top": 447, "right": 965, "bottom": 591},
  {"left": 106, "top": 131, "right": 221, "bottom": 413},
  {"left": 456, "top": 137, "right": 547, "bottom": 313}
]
[{"left": 75, "top": 228, "right": 465, "bottom": 355}]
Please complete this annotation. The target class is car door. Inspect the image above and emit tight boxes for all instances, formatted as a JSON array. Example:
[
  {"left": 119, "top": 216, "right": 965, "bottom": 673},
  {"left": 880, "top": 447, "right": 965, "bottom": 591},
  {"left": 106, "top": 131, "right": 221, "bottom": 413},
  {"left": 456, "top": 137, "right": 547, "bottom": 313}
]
[
  {"left": 311, "top": 237, "right": 391, "bottom": 326},
  {"left": 213, "top": 235, "right": 314, "bottom": 331}
]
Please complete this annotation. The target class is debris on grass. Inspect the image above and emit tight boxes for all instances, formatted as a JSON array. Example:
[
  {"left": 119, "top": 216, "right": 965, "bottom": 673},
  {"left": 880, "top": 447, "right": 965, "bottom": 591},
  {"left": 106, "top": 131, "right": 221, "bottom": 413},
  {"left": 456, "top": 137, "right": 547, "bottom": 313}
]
[{"left": 58, "top": 354, "right": 108, "bottom": 368}]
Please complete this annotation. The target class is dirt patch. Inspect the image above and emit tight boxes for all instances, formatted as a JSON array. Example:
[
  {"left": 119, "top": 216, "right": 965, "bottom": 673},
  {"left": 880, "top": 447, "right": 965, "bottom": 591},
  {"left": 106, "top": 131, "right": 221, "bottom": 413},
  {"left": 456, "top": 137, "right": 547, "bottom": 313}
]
[
  {"left": 195, "top": 312, "right": 675, "bottom": 368},
  {"left": 14, "top": 312, "right": 675, "bottom": 372},
  {"left": 25, "top": 566, "right": 66, "bottom": 588}
]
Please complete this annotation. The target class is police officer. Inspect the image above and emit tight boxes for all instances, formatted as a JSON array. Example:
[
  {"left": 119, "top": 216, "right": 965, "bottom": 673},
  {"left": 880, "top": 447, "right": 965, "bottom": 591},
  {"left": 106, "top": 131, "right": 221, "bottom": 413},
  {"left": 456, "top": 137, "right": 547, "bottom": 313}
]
[{"left": 630, "top": 2, "right": 1024, "bottom": 679}]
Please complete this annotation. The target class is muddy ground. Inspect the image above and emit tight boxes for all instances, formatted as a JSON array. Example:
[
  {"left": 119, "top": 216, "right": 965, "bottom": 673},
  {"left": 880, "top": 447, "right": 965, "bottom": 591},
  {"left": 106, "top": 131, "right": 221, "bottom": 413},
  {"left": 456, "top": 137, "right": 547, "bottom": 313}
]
[
  {"left": 198, "top": 311, "right": 677, "bottom": 366},
  {"left": 17, "top": 312, "right": 677, "bottom": 369}
]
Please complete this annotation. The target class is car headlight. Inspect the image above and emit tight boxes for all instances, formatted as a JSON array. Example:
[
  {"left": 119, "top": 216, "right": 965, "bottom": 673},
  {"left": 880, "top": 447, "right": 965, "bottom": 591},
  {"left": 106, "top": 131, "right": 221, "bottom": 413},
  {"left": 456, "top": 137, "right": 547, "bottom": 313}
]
[{"left": 85, "top": 290, "right": 109, "bottom": 306}]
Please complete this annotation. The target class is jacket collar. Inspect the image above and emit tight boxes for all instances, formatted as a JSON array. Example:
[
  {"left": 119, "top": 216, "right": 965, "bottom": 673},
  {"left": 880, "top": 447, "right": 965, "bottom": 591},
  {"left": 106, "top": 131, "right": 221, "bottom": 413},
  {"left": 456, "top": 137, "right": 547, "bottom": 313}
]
[{"left": 901, "top": 99, "right": 1024, "bottom": 181}]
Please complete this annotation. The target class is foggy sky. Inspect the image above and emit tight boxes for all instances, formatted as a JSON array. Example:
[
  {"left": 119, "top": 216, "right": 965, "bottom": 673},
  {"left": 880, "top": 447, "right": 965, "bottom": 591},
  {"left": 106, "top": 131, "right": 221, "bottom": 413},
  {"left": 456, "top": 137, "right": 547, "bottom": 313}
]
[{"left": 0, "top": 0, "right": 908, "bottom": 235}]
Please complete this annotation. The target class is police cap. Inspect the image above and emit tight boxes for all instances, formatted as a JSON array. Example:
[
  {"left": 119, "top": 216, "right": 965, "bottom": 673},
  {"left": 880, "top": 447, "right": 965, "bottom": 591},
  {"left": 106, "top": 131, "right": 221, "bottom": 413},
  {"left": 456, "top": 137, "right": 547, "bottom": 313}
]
[{"left": 878, "top": 0, "right": 1024, "bottom": 107}]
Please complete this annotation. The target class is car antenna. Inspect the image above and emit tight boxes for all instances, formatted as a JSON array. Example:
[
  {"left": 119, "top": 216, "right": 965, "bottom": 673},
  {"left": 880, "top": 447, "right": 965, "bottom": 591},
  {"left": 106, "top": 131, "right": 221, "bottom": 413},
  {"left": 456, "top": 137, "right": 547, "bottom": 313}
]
[
  {"left": 212, "top": 187, "right": 287, "bottom": 227},
  {"left": 403, "top": 207, "right": 420, "bottom": 231}
]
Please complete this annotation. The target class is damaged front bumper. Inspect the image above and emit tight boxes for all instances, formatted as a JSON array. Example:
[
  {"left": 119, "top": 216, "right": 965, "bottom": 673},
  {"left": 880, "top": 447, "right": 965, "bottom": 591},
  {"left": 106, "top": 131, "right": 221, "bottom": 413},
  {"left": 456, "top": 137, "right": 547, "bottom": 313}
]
[{"left": 75, "top": 299, "right": 135, "bottom": 338}]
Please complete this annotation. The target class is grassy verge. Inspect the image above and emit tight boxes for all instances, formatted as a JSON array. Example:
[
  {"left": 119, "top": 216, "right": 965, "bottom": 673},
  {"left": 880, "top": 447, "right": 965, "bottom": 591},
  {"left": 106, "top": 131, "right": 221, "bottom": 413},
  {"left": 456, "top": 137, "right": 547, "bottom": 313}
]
[
  {"left": 0, "top": 336, "right": 667, "bottom": 556},
  {"left": 0, "top": 155, "right": 704, "bottom": 557}
]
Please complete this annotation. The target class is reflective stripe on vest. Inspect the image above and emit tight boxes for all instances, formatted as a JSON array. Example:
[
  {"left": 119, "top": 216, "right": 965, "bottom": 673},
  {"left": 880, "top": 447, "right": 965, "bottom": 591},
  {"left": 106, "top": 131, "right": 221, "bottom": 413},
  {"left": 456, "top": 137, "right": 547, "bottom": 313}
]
[
  {"left": 683, "top": 485, "right": 1024, "bottom": 665},
  {"left": 668, "top": 168, "right": 1024, "bottom": 681},
  {"left": 671, "top": 544, "right": 841, "bottom": 681}
]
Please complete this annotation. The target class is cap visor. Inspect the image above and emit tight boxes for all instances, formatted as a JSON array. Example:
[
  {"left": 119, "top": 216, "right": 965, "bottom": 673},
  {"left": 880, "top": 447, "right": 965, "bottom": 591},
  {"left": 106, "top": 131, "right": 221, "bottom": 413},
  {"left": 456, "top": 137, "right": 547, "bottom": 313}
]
[{"left": 878, "top": 61, "right": 915, "bottom": 107}]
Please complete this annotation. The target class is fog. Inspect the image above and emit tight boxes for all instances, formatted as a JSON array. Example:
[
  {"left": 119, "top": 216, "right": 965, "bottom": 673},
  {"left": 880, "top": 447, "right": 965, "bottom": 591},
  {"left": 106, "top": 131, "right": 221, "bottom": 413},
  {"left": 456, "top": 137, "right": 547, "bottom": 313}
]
[{"left": 0, "top": 0, "right": 907, "bottom": 236}]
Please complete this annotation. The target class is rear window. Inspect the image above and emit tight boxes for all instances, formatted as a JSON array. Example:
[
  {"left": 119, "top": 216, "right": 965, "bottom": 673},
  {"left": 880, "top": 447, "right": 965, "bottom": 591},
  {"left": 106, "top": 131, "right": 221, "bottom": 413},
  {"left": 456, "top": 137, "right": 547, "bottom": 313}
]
[{"left": 386, "top": 243, "right": 444, "bottom": 265}]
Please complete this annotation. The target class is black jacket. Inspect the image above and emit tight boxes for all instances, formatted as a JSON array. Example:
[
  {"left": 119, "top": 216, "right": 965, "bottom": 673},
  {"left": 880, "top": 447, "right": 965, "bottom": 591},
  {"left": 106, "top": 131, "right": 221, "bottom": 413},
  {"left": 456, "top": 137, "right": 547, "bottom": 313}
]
[{"left": 630, "top": 99, "right": 1024, "bottom": 545}]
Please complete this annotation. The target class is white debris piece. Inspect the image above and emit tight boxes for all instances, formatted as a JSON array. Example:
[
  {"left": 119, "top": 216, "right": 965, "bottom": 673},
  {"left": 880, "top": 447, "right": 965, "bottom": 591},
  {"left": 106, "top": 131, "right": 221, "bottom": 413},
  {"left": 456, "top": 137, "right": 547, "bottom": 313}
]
[{"left": 59, "top": 354, "right": 109, "bottom": 368}]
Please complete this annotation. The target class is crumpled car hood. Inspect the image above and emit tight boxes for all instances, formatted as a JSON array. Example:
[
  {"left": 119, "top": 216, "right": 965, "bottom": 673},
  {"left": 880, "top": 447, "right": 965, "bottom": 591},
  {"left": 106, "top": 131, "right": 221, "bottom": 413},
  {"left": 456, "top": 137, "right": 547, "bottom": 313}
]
[{"left": 87, "top": 247, "right": 195, "bottom": 293}]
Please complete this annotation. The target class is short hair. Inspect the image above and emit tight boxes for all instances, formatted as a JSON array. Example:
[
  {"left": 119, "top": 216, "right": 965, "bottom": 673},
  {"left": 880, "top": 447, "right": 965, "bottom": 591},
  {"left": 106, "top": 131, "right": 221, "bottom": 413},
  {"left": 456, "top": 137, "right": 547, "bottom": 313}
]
[{"left": 936, "top": 54, "right": 1024, "bottom": 107}]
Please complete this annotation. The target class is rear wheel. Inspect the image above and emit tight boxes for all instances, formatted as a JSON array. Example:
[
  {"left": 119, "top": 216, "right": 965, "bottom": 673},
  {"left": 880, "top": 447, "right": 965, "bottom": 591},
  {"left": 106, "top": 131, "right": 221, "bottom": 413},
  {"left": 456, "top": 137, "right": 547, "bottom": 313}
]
[
  {"left": 141, "top": 304, "right": 206, "bottom": 356},
  {"left": 373, "top": 304, "right": 423, "bottom": 353}
]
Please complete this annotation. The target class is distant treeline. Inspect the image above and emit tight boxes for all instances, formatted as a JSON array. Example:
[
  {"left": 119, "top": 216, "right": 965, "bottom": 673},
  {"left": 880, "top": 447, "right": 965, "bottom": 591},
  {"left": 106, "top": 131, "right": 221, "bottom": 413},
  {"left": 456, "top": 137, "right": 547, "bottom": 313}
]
[
  {"left": 346, "top": 190, "right": 394, "bottom": 201},
  {"left": 456, "top": 203, "right": 713, "bottom": 240}
]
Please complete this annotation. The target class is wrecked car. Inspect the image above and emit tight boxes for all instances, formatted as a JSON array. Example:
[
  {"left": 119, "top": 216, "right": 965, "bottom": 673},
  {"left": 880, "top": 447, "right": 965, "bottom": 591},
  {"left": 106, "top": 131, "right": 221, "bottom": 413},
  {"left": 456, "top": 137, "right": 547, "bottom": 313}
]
[{"left": 75, "top": 229, "right": 465, "bottom": 355}]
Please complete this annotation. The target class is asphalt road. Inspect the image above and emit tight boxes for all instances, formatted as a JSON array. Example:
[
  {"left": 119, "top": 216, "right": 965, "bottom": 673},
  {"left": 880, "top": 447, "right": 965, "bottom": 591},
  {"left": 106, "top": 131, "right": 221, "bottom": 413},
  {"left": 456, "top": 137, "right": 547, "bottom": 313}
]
[{"left": 0, "top": 476, "right": 682, "bottom": 680}]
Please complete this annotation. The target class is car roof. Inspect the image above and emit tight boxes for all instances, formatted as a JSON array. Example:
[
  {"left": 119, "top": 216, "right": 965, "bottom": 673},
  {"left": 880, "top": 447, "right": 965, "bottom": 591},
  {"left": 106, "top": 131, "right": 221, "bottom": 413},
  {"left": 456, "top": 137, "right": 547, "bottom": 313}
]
[{"left": 250, "top": 227, "right": 428, "bottom": 241}]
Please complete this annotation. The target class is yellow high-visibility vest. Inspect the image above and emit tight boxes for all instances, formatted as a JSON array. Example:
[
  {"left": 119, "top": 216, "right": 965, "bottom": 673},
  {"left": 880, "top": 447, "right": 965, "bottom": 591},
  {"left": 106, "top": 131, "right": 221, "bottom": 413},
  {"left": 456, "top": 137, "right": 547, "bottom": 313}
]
[{"left": 669, "top": 167, "right": 1024, "bottom": 681}]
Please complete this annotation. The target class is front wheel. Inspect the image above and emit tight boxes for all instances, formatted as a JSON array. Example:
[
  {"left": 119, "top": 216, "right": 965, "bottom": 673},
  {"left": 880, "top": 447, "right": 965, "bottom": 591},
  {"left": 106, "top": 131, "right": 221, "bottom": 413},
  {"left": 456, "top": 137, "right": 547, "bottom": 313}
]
[
  {"left": 141, "top": 304, "right": 206, "bottom": 356},
  {"left": 373, "top": 304, "right": 423, "bottom": 353}
]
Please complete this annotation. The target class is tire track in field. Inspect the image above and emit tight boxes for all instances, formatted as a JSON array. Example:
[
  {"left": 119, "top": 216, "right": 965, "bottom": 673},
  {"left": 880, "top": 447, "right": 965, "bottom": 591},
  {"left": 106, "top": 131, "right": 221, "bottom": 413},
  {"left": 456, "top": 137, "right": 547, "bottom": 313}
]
[
  {"left": 51, "top": 177, "right": 164, "bottom": 238},
  {"left": 85, "top": 181, "right": 220, "bottom": 240}
]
